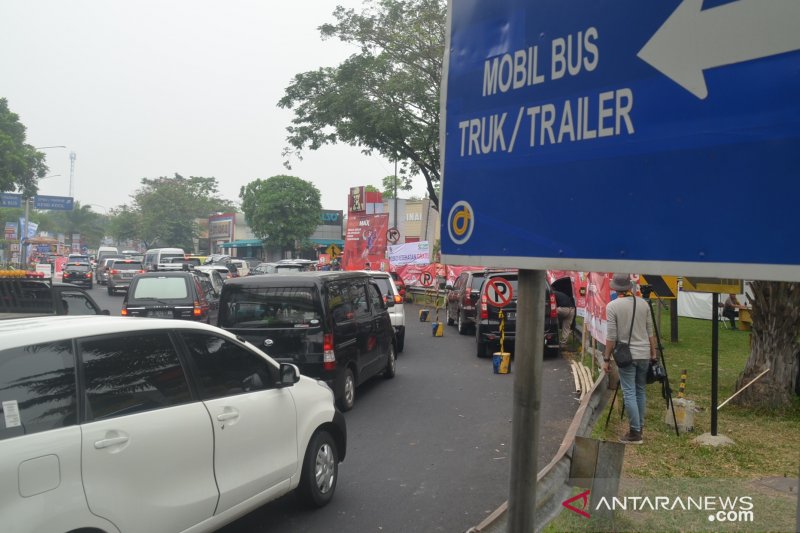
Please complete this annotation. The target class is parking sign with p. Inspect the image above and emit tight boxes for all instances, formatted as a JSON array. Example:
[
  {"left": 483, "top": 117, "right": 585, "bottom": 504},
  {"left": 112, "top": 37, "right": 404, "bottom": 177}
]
[{"left": 485, "top": 277, "right": 513, "bottom": 308}]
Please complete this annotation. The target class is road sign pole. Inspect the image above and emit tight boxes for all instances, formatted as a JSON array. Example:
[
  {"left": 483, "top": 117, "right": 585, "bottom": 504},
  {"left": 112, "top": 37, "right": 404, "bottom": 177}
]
[
  {"left": 711, "top": 292, "right": 719, "bottom": 436},
  {"left": 22, "top": 197, "right": 30, "bottom": 268},
  {"left": 508, "top": 269, "right": 544, "bottom": 531}
]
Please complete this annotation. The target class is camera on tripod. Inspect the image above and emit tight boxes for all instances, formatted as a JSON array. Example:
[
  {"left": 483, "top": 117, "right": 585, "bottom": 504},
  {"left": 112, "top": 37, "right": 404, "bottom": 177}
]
[{"left": 640, "top": 284, "right": 654, "bottom": 299}]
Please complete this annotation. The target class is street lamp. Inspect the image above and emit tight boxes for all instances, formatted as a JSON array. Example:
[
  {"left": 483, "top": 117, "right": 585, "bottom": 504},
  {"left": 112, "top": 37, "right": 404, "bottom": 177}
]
[
  {"left": 34, "top": 146, "right": 69, "bottom": 196},
  {"left": 85, "top": 203, "right": 108, "bottom": 214}
]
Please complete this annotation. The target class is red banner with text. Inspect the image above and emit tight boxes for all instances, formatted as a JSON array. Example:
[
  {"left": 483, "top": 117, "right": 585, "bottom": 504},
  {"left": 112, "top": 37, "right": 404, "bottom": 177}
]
[{"left": 342, "top": 213, "right": 389, "bottom": 271}]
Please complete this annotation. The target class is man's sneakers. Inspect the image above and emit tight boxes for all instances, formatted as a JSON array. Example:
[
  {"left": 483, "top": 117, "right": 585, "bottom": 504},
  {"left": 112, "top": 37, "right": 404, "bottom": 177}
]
[{"left": 620, "top": 429, "right": 643, "bottom": 444}]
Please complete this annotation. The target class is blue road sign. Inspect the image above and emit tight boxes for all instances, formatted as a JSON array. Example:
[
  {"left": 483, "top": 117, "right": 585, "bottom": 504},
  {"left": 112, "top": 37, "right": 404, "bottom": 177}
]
[
  {"left": 1, "top": 193, "right": 22, "bottom": 208},
  {"left": 33, "top": 195, "right": 74, "bottom": 211},
  {"left": 440, "top": 0, "right": 800, "bottom": 282}
]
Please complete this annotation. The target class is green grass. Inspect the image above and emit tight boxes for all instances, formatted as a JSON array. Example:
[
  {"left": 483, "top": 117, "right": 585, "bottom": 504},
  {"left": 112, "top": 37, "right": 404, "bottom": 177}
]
[{"left": 548, "top": 311, "right": 800, "bottom": 532}]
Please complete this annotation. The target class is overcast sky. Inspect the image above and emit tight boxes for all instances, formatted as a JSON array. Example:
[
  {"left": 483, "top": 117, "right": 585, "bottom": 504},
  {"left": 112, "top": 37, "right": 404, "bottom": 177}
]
[{"left": 0, "top": 0, "right": 420, "bottom": 214}]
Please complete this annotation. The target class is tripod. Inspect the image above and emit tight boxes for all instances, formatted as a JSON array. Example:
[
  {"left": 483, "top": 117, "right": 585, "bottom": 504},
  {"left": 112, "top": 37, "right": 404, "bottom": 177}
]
[{"left": 604, "top": 291, "right": 679, "bottom": 436}]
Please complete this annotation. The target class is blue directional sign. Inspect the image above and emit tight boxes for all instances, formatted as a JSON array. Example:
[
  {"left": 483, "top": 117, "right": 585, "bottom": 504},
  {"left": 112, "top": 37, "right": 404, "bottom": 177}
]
[
  {"left": 440, "top": 0, "right": 800, "bottom": 282},
  {"left": 33, "top": 195, "right": 74, "bottom": 211},
  {"left": 1, "top": 193, "right": 22, "bottom": 208}
]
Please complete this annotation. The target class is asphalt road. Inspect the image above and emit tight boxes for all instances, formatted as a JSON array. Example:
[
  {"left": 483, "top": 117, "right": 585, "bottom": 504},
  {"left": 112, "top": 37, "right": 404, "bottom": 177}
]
[{"left": 86, "top": 285, "right": 580, "bottom": 532}]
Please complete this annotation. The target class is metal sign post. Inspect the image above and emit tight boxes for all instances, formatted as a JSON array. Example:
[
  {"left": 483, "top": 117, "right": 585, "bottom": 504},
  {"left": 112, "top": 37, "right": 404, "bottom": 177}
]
[{"left": 508, "top": 269, "right": 544, "bottom": 531}]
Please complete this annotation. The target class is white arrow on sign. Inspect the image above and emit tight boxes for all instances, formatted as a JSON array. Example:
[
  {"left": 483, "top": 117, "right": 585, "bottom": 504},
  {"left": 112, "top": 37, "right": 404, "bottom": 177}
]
[{"left": 638, "top": 0, "right": 800, "bottom": 99}]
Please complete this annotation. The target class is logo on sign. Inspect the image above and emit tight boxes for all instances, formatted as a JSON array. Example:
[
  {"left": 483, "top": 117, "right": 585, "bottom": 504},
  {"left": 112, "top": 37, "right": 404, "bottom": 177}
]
[
  {"left": 485, "top": 277, "right": 513, "bottom": 307},
  {"left": 448, "top": 200, "right": 474, "bottom": 245}
]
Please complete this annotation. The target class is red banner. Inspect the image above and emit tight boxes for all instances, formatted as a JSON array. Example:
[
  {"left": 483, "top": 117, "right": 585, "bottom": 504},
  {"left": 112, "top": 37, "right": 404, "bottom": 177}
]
[
  {"left": 546, "top": 270, "right": 589, "bottom": 313},
  {"left": 342, "top": 213, "right": 389, "bottom": 271},
  {"left": 394, "top": 264, "right": 483, "bottom": 288}
]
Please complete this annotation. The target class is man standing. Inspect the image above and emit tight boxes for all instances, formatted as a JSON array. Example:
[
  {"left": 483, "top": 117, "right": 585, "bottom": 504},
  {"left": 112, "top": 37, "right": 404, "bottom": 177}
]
[
  {"left": 602, "top": 273, "right": 658, "bottom": 444},
  {"left": 554, "top": 289, "right": 576, "bottom": 346}
]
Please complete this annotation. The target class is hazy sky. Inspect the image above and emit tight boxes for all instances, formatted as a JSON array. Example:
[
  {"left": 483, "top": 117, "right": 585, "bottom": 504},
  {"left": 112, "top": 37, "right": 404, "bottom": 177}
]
[{"left": 0, "top": 0, "right": 419, "bottom": 214}]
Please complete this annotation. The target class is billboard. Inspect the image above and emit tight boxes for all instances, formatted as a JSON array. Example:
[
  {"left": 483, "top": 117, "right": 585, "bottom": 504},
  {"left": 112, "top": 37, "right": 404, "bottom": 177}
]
[{"left": 342, "top": 213, "right": 389, "bottom": 271}]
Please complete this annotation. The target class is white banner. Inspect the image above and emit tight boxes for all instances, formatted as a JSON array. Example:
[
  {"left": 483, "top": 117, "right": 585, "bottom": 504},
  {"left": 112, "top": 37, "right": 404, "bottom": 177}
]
[{"left": 388, "top": 241, "right": 430, "bottom": 266}]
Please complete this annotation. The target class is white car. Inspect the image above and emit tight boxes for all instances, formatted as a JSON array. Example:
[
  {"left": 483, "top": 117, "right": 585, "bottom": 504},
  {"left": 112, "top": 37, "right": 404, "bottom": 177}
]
[
  {"left": 0, "top": 316, "right": 346, "bottom": 533},
  {"left": 366, "top": 271, "right": 406, "bottom": 352},
  {"left": 228, "top": 259, "right": 250, "bottom": 277}
]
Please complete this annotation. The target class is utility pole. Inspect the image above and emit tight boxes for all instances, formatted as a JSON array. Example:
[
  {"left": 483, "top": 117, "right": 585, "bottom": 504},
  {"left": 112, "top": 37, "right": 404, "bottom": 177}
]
[{"left": 69, "top": 151, "right": 77, "bottom": 197}]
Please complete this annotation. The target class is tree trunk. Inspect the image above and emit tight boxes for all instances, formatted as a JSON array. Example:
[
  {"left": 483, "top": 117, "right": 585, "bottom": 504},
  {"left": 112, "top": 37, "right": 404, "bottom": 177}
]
[{"left": 732, "top": 281, "right": 800, "bottom": 408}]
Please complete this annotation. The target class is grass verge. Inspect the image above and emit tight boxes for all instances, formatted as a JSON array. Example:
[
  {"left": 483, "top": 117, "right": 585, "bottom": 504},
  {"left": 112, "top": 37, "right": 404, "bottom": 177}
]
[{"left": 548, "top": 309, "right": 799, "bottom": 532}]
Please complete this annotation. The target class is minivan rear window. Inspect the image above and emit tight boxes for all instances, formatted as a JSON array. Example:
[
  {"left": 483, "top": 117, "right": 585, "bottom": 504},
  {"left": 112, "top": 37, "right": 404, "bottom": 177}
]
[
  {"left": 111, "top": 261, "right": 143, "bottom": 270},
  {"left": 221, "top": 286, "right": 321, "bottom": 328},
  {"left": 133, "top": 277, "right": 189, "bottom": 299},
  {"left": 160, "top": 253, "right": 185, "bottom": 263}
]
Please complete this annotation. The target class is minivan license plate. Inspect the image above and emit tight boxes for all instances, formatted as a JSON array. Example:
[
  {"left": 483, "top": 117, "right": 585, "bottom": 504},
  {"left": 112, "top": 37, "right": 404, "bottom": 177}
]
[{"left": 150, "top": 310, "right": 172, "bottom": 318}]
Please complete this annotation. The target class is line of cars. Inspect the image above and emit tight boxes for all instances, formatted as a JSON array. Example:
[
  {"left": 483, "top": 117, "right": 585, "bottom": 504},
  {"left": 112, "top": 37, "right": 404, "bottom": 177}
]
[
  {"left": 1, "top": 258, "right": 408, "bottom": 531},
  {"left": 445, "top": 269, "right": 562, "bottom": 358}
]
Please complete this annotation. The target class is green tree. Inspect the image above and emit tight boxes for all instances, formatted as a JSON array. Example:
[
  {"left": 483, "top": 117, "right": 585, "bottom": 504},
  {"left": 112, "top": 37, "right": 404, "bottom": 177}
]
[
  {"left": 0, "top": 98, "right": 48, "bottom": 196},
  {"left": 239, "top": 176, "right": 321, "bottom": 252},
  {"left": 107, "top": 205, "right": 142, "bottom": 246},
  {"left": 45, "top": 202, "right": 106, "bottom": 248},
  {"left": 381, "top": 174, "right": 413, "bottom": 199},
  {"left": 279, "top": 0, "right": 445, "bottom": 209},
  {"left": 132, "top": 174, "right": 235, "bottom": 249}
]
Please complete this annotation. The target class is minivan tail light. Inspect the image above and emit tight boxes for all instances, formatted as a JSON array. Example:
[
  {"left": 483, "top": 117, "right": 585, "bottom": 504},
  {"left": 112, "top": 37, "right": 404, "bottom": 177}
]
[
  {"left": 463, "top": 292, "right": 472, "bottom": 306},
  {"left": 480, "top": 295, "right": 488, "bottom": 320},
  {"left": 121, "top": 305, "right": 128, "bottom": 316},
  {"left": 110, "top": 269, "right": 118, "bottom": 275},
  {"left": 394, "top": 294, "right": 403, "bottom": 304},
  {"left": 549, "top": 293, "right": 558, "bottom": 319},
  {"left": 323, "top": 333, "right": 336, "bottom": 370}
]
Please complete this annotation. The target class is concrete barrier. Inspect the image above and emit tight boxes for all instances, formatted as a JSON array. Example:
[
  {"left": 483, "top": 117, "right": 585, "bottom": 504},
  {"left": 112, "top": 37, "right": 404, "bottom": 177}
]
[{"left": 466, "top": 351, "right": 610, "bottom": 533}]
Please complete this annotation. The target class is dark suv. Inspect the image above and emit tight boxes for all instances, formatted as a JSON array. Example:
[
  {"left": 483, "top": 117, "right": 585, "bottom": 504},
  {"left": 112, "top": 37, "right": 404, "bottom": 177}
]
[
  {"left": 121, "top": 271, "right": 220, "bottom": 324},
  {"left": 62, "top": 262, "right": 94, "bottom": 289},
  {"left": 218, "top": 271, "right": 397, "bottom": 412},
  {"left": 474, "top": 271, "right": 560, "bottom": 358},
  {"left": 445, "top": 269, "right": 489, "bottom": 335}
]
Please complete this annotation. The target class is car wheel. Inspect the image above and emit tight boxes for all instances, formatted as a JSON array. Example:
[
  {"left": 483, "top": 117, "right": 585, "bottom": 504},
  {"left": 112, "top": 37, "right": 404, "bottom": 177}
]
[
  {"left": 383, "top": 344, "right": 396, "bottom": 379},
  {"left": 446, "top": 305, "right": 455, "bottom": 326},
  {"left": 337, "top": 368, "right": 355, "bottom": 412},
  {"left": 296, "top": 429, "right": 338, "bottom": 508},
  {"left": 396, "top": 328, "right": 405, "bottom": 353},
  {"left": 457, "top": 312, "right": 468, "bottom": 335}
]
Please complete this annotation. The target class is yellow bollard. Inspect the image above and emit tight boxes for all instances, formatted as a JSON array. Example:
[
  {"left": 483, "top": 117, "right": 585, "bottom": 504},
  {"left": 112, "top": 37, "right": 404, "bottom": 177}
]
[
  {"left": 419, "top": 309, "right": 430, "bottom": 322},
  {"left": 432, "top": 322, "right": 444, "bottom": 336},
  {"left": 492, "top": 310, "right": 511, "bottom": 373}
]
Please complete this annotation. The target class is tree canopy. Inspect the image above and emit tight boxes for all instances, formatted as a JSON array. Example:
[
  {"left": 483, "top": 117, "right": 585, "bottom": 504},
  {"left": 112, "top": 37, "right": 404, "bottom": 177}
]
[
  {"left": 0, "top": 98, "right": 48, "bottom": 197},
  {"left": 381, "top": 174, "right": 413, "bottom": 199},
  {"left": 279, "top": 0, "right": 445, "bottom": 209},
  {"left": 239, "top": 175, "right": 322, "bottom": 252},
  {"left": 45, "top": 202, "right": 107, "bottom": 247},
  {"left": 131, "top": 174, "right": 236, "bottom": 250}
]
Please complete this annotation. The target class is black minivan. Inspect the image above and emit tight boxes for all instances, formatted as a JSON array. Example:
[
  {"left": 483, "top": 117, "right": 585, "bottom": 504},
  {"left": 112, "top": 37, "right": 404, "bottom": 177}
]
[{"left": 218, "top": 271, "right": 397, "bottom": 411}]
